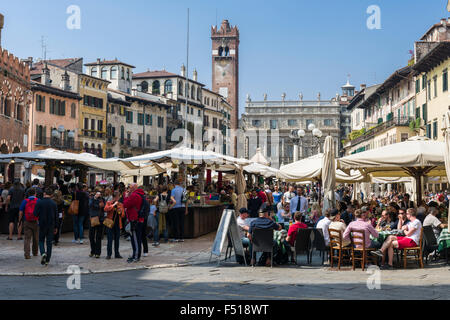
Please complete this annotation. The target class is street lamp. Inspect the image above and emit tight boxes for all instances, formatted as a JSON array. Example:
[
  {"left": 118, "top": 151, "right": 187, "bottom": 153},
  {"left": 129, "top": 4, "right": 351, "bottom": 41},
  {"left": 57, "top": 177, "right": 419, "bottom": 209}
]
[{"left": 289, "top": 124, "right": 323, "bottom": 162}]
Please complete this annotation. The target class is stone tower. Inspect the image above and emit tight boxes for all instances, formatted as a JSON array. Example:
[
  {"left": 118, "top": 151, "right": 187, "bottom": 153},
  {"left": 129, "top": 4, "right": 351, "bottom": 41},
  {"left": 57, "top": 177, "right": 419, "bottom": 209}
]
[{"left": 0, "top": 13, "right": 4, "bottom": 46}]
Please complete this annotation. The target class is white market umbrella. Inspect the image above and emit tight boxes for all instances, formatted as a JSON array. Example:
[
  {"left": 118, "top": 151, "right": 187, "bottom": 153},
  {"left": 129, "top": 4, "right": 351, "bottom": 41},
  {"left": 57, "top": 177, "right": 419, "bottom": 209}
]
[
  {"left": 443, "top": 110, "right": 450, "bottom": 221},
  {"left": 322, "top": 136, "right": 336, "bottom": 213},
  {"left": 249, "top": 147, "right": 270, "bottom": 166}
]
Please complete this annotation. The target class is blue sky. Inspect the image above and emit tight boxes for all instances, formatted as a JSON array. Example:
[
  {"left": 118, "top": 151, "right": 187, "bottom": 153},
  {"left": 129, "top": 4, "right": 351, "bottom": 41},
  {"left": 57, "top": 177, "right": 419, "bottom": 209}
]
[{"left": 1, "top": 0, "right": 449, "bottom": 114}]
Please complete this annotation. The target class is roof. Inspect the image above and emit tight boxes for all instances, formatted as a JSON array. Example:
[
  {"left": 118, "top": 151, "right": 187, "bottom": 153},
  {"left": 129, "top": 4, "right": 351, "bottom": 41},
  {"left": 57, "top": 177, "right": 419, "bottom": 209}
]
[
  {"left": 108, "top": 88, "right": 169, "bottom": 109},
  {"left": 420, "top": 20, "right": 450, "bottom": 40},
  {"left": 133, "top": 70, "right": 205, "bottom": 87},
  {"left": 30, "top": 58, "right": 83, "bottom": 75},
  {"left": 85, "top": 59, "right": 135, "bottom": 69},
  {"left": 30, "top": 81, "right": 82, "bottom": 100},
  {"left": 347, "top": 84, "right": 381, "bottom": 111},
  {"left": 79, "top": 73, "right": 111, "bottom": 84},
  {"left": 413, "top": 41, "right": 450, "bottom": 75}
]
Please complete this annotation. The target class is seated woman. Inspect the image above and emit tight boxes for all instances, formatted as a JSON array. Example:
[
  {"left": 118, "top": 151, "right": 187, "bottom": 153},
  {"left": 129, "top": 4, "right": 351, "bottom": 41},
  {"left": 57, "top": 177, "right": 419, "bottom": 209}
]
[
  {"left": 308, "top": 203, "right": 322, "bottom": 225},
  {"left": 276, "top": 203, "right": 291, "bottom": 223},
  {"left": 374, "top": 208, "right": 422, "bottom": 270}
]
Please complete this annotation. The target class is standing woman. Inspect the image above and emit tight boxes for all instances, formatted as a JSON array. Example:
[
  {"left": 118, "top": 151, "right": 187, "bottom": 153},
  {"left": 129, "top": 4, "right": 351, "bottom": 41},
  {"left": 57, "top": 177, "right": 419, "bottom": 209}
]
[
  {"left": 73, "top": 183, "right": 89, "bottom": 244},
  {"left": 88, "top": 191, "right": 105, "bottom": 258},
  {"left": 52, "top": 190, "right": 64, "bottom": 246},
  {"left": 104, "top": 190, "right": 124, "bottom": 259}
]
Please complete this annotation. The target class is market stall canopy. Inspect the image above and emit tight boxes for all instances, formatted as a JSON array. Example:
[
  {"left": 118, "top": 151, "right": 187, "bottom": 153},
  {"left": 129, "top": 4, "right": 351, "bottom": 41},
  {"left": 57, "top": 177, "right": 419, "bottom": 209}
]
[
  {"left": 0, "top": 148, "right": 138, "bottom": 172},
  {"left": 243, "top": 163, "right": 280, "bottom": 178},
  {"left": 249, "top": 148, "right": 270, "bottom": 166},
  {"left": 278, "top": 154, "right": 367, "bottom": 183},
  {"left": 119, "top": 163, "right": 166, "bottom": 177}
]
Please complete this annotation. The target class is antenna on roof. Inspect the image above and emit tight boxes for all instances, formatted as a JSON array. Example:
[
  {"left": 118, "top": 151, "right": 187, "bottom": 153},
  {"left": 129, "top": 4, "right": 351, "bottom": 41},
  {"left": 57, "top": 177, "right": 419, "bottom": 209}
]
[{"left": 40, "top": 36, "right": 47, "bottom": 61}]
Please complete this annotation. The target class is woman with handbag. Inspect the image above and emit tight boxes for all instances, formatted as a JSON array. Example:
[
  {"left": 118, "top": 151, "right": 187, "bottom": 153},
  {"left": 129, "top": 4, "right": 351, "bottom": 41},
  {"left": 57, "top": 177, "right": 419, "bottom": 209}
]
[
  {"left": 104, "top": 191, "right": 124, "bottom": 259},
  {"left": 88, "top": 191, "right": 105, "bottom": 258}
]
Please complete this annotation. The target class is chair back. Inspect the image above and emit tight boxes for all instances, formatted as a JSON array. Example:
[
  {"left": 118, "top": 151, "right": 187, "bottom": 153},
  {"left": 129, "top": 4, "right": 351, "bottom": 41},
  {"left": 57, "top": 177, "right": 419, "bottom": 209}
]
[
  {"left": 252, "top": 228, "right": 274, "bottom": 253},
  {"left": 422, "top": 226, "right": 437, "bottom": 246},
  {"left": 311, "top": 228, "right": 327, "bottom": 251},
  {"left": 295, "top": 228, "right": 312, "bottom": 252},
  {"left": 328, "top": 228, "right": 344, "bottom": 248},
  {"left": 349, "top": 229, "right": 367, "bottom": 249}
]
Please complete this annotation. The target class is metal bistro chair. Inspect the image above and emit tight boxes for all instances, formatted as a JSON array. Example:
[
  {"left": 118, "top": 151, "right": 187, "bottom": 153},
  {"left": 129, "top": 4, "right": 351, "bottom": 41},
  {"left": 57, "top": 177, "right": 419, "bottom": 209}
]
[
  {"left": 251, "top": 228, "right": 274, "bottom": 268},
  {"left": 349, "top": 229, "right": 376, "bottom": 271},
  {"left": 329, "top": 228, "right": 352, "bottom": 270},
  {"left": 422, "top": 226, "right": 439, "bottom": 264},
  {"left": 310, "top": 228, "right": 328, "bottom": 266},
  {"left": 294, "top": 228, "right": 313, "bottom": 265}
]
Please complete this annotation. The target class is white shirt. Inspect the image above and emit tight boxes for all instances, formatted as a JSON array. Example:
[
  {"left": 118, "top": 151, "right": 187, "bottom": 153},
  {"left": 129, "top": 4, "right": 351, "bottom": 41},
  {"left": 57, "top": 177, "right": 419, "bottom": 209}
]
[
  {"left": 406, "top": 219, "right": 422, "bottom": 245},
  {"left": 283, "top": 191, "right": 295, "bottom": 204},
  {"left": 237, "top": 216, "right": 250, "bottom": 239},
  {"left": 317, "top": 217, "right": 332, "bottom": 245},
  {"left": 423, "top": 214, "right": 442, "bottom": 240}
]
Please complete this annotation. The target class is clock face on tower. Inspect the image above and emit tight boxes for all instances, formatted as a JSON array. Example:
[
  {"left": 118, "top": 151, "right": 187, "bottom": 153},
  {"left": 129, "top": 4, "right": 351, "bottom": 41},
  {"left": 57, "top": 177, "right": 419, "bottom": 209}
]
[{"left": 215, "top": 60, "right": 231, "bottom": 79}]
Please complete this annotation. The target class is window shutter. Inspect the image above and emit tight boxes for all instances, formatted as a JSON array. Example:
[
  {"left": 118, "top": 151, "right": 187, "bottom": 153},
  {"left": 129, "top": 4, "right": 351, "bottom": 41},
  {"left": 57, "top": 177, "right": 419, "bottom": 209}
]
[{"left": 61, "top": 101, "right": 66, "bottom": 116}]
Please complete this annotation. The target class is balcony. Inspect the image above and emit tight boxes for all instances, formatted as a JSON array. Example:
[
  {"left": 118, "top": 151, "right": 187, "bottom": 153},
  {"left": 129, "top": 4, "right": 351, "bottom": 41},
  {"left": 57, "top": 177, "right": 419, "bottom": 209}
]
[
  {"left": 348, "top": 116, "right": 414, "bottom": 147},
  {"left": 81, "top": 129, "right": 106, "bottom": 139},
  {"left": 35, "top": 137, "right": 83, "bottom": 151}
]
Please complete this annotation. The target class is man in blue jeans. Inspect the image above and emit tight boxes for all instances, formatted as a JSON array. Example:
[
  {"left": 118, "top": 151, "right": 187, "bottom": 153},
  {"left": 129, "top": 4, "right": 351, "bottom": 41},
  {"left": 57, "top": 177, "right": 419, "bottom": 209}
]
[{"left": 170, "top": 179, "right": 187, "bottom": 242}]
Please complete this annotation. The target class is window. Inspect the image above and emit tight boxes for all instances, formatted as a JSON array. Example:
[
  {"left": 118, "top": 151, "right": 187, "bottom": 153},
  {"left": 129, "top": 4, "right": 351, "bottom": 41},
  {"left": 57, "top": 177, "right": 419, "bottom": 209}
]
[
  {"left": 252, "top": 120, "right": 261, "bottom": 127},
  {"left": 197, "top": 87, "right": 202, "bottom": 101},
  {"left": 145, "top": 114, "right": 151, "bottom": 125},
  {"left": 433, "top": 121, "right": 438, "bottom": 139},
  {"left": 433, "top": 76, "right": 437, "bottom": 98},
  {"left": 158, "top": 136, "right": 162, "bottom": 150},
  {"left": 111, "top": 66, "right": 118, "bottom": 80},
  {"left": 141, "top": 81, "right": 148, "bottom": 93},
  {"left": 101, "top": 67, "right": 108, "bottom": 79},
  {"left": 152, "top": 81, "right": 160, "bottom": 95},
  {"left": 36, "top": 125, "right": 46, "bottom": 145},
  {"left": 164, "top": 80, "right": 173, "bottom": 93},
  {"left": 178, "top": 81, "right": 183, "bottom": 96},
  {"left": 415, "top": 79, "right": 420, "bottom": 94},
  {"left": 428, "top": 80, "right": 431, "bottom": 100},
  {"left": 426, "top": 123, "right": 432, "bottom": 139},
  {"left": 91, "top": 67, "right": 97, "bottom": 78},
  {"left": 288, "top": 119, "right": 297, "bottom": 126},
  {"left": 121, "top": 67, "right": 125, "bottom": 80},
  {"left": 146, "top": 134, "right": 151, "bottom": 147},
  {"left": 443, "top": 69, "right": 448, "bottom": 92},
  {"left": 198, "top": 109, "right": 201, "bottom": 117},
  {"left": 422, "top": 103, "right": 427, "bottom": 123},
  {"left": 138, "top": 134, "right": 143, "bottom": 148},
  {"left": 84, "top": 118, "right": 89, "bottom": 136},
  {"left": 213, "top": 117, "right": 218, "bottom": 129},
  {"left": 71, "top": 103, "right": 76, "bottom": 118},
  {"left": 97, "top": 120, "right": 103, "bottom": 138},
  {"left": 91, "top": 119, "right": 96, "bottom": 137},
  {"left": 126, "top": 111, "right": 133, "bottom": 124},
  {"left": 306, "top": 119, "right": 314, "bottom": 128},
  {"left": 270, "top": 120, "right": 277, "bottom": 129},
  {"left": 127, "top": 69, "right": 130, "bottom": 81},
  {"left": 120, "top": 126, "right": 125, "bottom": 145},
  {"left": 191, "top": 86, "right": 195, "bottom": 100},
  {"left": 324, "top": 119, "right": 333, "bottom": 127},
  {"left": 422, "top": 74, "right": 427, "bottom": 90},
  {"left": 401, "top": 133, "right": 409, "bottom": 142}
]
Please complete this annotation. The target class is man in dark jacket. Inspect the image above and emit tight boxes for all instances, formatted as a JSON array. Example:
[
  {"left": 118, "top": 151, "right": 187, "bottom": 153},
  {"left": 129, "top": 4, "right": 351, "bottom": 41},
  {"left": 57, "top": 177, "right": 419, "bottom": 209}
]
[
  {"left": 248, "top": 189, "right": 263, "bottom": 218},
  {"left": 88, "top": 192, "right": 105, "bottom": 258},
  {"left": 123, "top": 183, "right": 145, "bottom": 263},
  {"left": 33, "top": 188, "right": 58, "bottom": 266}
]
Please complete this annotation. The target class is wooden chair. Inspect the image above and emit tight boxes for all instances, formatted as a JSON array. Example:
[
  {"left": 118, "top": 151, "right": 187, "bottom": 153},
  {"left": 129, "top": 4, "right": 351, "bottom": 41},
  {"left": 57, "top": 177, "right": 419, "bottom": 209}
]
[
  {"left": 328, "top": 228, "right": 352, "bottom": 270},
  {"left": 401, "top": 228, "right": 424, "bottom": 269},
  {"left": 349, "top": 229, "right": 376, "bottom": 271}
]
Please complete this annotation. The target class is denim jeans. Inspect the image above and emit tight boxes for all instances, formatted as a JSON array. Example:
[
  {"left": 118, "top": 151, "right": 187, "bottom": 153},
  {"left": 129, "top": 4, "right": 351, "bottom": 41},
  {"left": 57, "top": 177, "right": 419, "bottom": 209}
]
[
  {"left": 89, "top": 224, "right": 103, "bottom": 256},
  {"left": 242, "top": 237, "right": 252, "bottom": 254},
  {"left": 106, "top": 222, "right": 120, "bottom": 257},
  {"left": 153, "top": 211, "right": 168, "bottom": 242},
  {"left": 73, "top": 215, "right": 85, "bottom": 240},
  {"left": 39, "top": 226, "right": 54, "bottom": 262}
]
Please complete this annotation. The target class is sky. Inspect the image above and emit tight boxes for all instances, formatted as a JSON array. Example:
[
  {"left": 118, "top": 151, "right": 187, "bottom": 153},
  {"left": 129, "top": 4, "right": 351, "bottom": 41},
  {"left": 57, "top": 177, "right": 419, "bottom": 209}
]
[{"left": 1, "top": 0, "right": 449, "bottom": 115}]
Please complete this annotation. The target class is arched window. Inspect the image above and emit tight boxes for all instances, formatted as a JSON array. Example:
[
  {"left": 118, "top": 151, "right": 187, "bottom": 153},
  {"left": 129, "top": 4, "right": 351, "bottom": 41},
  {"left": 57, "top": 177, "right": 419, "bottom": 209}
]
[
  {"left": 164, "top": 80, "right": 173, "bottom": 93},
  {"left": 70, "top": 103, "right": 76, "bottom": 118},
  {"left": 178, "top": 81, "right": 183, "bottom": 96},
  {"left": 225, "top": 47, "right": 230, "bottom": 57},
  {"left": 152, "top": 80, "right": 160, "bottom": 95},
  {"left": 121, "top": 67, "right": 125, "bottom": 80},
  {"left": 91, "top": 67, "right": 98, "bottom": 77},
  {"left": 197, "top": 87, "right": 202, "bottom": 101},
  {"left": 84, "top": 143, "right": 89, "bottom": 152},
  {"left": 110, "top": 66, "right": 118, "bottom": 79},
  {"left": 191, "top": 86, "right": 195, "bottom": 100},
  {"left": 4, "top": 97, "right": 11, "bottom": 117},
  {"left": 218, "top": 47, "right": 224, "bottom": 57},
  {"left": 97, "top": 144, "right": 102, "bottom": 158},
  {"left": 141, "top": 81, "right": 149, "bottom": 93},
  {"left": 101, "top": 67, "right": 108, "bottom": 79},
  {"left": 120, "top": 125, "right": 125, "bottom": 145}
]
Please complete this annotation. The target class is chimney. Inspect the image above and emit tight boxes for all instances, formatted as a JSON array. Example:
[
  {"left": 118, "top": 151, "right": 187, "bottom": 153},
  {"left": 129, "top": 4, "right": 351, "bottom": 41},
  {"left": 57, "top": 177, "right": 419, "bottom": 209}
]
[
  {"left": 180, "top": 64, "right": 186, "bottom": 77},
  {"left": 0, "top": 13, "right": 4, "bottom": 47},
  {"left": 22, "top": 57, "right": 33, "bottom": 68},
  {"left": 60, "top": 70, "right": 70, "bottom": 91},
  {"left": 193, "top": 69, "right": 198, "bottom": 82},
  {"left": 41, "top": 62, "right": 51, "bottom": 86},
  {"left": 360, "top": 84, "right": 367, "bottom": 90}
]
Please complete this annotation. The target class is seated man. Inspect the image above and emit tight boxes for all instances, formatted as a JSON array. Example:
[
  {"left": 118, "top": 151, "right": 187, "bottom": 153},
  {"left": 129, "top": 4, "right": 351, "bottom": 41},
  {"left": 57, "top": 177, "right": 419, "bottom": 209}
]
[
  {"left": 286, "top": 212, "right": 308, "bottom": 262},
  {"left": 374, "top": 208, "right": 422, "bottom": 270},
  {"left": 316, "top": 210, "right": 332, "bottom": 246},
  {"left": 277, "top": 203, "right": 291, "bottom": 223},
  {"left": 343, "top": 207, "right": 379, "bottom": 249},
  {"left": 376, "top": 210, "right": 397, "bottom": 231},
  {"left": 329, "top": 209, "right": 351, "bottom": 247},
  {"left": 248, "top": 208, "right": 282, "bottom": 266},
  {"left": 423, "top": 207, "right": 447, "bottom": 240},
  {"left": 237, "top": 208, "right": 251, "bottom": 250}
]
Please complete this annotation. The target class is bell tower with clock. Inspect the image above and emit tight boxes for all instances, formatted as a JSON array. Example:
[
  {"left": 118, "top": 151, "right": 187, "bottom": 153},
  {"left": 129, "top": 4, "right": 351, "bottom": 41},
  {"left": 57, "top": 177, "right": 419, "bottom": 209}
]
[{"left": 211, "top": 20, "right": 239, "bottom": 135}]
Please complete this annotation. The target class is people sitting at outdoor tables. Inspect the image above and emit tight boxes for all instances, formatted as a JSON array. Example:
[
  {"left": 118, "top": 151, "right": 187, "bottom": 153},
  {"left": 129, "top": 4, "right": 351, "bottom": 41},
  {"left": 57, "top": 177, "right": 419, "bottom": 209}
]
[
  {"left": 247, "top": 189, "right": 263, "bottom": 218},
  {"left": 237, "top": 208, "right": 251, "bottom": 251},
  {"left": 276, "top": 203, "right": 291, "bottom": 223},
  {"left": 248, "top": 208, "right": 282, "bottom": 266},
  {"left": 343, "top": 207, "right": 380, "bottom": 249},
  {"left": 397, "top": 208, "right": 410, "bottom": 231},
  {"left": 286, "top": 212, "right": 307, "bottom": 247},
  {"left": 374, "top": 208, "right": 422, "bottom": 270},
  {"left": 316, "top": 210, "right": 332, "bottom": 246},
  {"left": 424, "top": 207, "right": 448, "bottom": 240},
  {"left": 329, "top": 209, "right": 351, "bottom": 247},
  {"left": 376, "top": 210, "right": 397, "bottom": 231}
]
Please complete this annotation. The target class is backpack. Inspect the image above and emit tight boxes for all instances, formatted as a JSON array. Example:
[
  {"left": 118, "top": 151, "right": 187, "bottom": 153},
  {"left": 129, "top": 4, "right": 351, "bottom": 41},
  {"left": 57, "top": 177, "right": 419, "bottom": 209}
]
[
  {"left": 159, "top": 195, "right": 169, "bottom": 214},
  {"left": 24, "top": 198, "right": 38, "bottom": 222},
  {"left": 137, "top": 195, "right": 150, "bottom": 220}
]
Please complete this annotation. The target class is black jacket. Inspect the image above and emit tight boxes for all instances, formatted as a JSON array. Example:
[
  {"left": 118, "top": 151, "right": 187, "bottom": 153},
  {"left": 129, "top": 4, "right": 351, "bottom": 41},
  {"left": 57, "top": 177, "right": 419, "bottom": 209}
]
[
  {"left": 89, "top": 197, "right": 105, "bottom": 222},
  {"left": 33, "top": 197, "right": 58, "bottom": 228}
]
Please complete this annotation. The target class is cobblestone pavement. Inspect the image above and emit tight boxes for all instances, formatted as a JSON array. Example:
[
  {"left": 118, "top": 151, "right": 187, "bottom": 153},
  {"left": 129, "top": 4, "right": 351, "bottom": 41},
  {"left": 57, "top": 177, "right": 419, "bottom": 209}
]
[
  {"left": 0, "top": 233, "right": 215, "bottom": 275},
  {"left": 1, "top": 262, "right": 450, "bottom": 300}
]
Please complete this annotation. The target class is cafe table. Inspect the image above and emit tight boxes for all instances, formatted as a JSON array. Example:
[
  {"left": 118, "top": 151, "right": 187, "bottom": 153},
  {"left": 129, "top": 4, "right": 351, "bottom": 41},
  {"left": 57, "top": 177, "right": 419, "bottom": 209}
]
[
  {"left": 371, "top": 230, "right": 398, "bottom": 243},
  {"left": 437, "top": 228, "right": 450, "bottom": 253}
]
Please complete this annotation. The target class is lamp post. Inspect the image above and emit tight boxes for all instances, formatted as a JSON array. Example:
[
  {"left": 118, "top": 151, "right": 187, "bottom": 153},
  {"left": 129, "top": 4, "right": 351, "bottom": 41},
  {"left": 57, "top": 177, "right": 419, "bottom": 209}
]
[
  {"left": 52, "top": 126, "right": 75, "bottom": 150},
  {"left": 289, "top": 124, "right": 323, "bottom": 162}
]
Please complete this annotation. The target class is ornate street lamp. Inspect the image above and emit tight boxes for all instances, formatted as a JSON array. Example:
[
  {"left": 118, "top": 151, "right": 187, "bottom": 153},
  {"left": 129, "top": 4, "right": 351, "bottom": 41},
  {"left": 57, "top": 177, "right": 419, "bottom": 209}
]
[{"left": 289, "top": 124, "right": 323, "bottom": 162}]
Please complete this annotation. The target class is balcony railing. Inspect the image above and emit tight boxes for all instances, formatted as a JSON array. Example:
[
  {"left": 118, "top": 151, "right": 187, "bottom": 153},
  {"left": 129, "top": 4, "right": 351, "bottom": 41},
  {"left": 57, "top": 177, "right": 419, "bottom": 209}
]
[
  {"left": 81, "top": 129, "right": 105, "bottom": 139},
  {"left": 349, "top": 116, "right": 414, "bottom": 147},
  {"left": 35, "top": 138, "right": 83, "bottom": 151}
]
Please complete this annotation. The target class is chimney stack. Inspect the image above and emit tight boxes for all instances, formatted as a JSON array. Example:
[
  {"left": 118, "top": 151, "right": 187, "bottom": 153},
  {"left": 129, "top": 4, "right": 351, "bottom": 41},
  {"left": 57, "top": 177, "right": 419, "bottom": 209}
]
[
  {"left": 0, "top": 13, "right": 4, "bottom": 47},
  {"left": 60, "top": 70, "right": 70, "bottom": 91},
  {"left": 193, "top": 69, "right": 198, "bottom": 82},
  {"left": 180, "top": 64, "right": 186, "bottom": 77},
  {"left": 41, "top": 62, "right": 51, "bottom": 86},
  {"left": 360, "top": 84, "right": 367, "bottom": 90}
]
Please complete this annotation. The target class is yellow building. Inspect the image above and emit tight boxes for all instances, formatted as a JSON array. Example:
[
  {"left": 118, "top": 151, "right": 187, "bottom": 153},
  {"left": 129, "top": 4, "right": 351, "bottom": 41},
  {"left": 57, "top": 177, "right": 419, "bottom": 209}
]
[
  {"left": 78, "top": 74, "right": 110, "bottom": 158},
  {"left": 413, "top": 42, "right": 450, "bottom": 141}
]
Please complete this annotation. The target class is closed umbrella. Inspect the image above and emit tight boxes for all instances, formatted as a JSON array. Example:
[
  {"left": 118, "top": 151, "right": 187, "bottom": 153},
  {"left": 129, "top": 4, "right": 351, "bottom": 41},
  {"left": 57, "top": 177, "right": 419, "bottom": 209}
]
[
  {"left": 322, "top": 136, "right": 336, "bottom": 214},
  {"left": 443, "top": 110, "right": 450, "bottom": 221},
  {"left": 236, "top": 165, "right": 247, "bottom": 211}
]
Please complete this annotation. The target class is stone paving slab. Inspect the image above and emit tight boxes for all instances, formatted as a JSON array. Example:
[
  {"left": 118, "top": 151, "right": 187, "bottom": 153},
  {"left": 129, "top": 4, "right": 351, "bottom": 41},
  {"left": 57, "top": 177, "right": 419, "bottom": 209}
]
[{"left": 0, "top": 232, "right": 216, "bottom": 276}]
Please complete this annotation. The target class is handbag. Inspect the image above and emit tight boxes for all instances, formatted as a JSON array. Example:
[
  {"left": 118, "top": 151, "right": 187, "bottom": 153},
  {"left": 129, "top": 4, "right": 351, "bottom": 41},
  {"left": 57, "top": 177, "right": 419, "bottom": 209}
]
[
  {"left": 103, "top": 208, "right": 118, "bottom": 229},
  {"left": 68, "top": 193, "right": 79, "bottom": 216},
  {"left": 90, "top": 216, "right": 100, "bottom": 227}
]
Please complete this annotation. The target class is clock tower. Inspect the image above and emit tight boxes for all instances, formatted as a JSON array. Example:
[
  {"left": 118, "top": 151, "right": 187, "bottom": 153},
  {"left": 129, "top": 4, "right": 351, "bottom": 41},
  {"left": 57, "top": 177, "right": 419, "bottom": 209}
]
[{"left": 211, "top": 20, "right": 239, "bottom": 146}]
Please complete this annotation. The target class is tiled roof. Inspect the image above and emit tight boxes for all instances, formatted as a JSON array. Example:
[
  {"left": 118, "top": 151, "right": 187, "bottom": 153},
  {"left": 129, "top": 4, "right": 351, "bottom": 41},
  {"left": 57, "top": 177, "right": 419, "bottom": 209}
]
[
  {"left": 133, "top": 70, "right": 178, "bottom": 78},
  {"left": 30, "top": 58, "right": 82, "bottom": 75}
]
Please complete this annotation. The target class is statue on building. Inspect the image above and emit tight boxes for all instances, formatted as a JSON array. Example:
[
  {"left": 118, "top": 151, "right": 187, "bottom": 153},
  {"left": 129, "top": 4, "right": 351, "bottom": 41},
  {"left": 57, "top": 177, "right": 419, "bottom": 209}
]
[
  {"left": 317, "top": 92, "right": 321, "bottom": 101},
  {"left": 299, "top": 93, "right": 303, "bottom": 101},
  {"left": 246, "top": 93, "right": 251, "bottom": 102},
  {"left": 263, "top": 93, "right": 267, "bottom": 101},
  {"left": 281, "top": 93, "right": 286, "bottom": 101}
]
